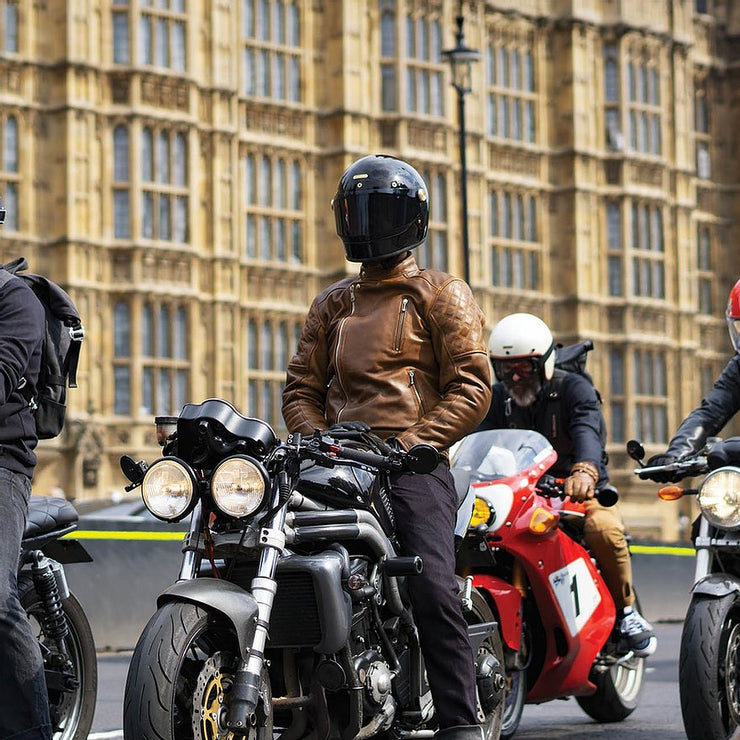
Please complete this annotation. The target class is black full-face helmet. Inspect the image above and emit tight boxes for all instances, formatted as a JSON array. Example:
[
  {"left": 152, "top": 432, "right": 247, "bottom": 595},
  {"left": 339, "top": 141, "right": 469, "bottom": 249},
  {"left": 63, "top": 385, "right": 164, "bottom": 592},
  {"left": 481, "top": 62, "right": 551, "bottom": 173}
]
[{"left": 332, "top": 154, "right": 429, "bottom": 263}]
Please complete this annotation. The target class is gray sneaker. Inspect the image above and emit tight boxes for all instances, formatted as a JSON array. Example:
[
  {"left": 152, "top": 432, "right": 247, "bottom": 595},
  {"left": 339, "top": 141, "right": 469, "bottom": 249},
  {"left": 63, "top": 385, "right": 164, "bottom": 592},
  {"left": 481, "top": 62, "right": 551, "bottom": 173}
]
[{"left": 618, "top": 608, "right": 657, "bottom": 658}]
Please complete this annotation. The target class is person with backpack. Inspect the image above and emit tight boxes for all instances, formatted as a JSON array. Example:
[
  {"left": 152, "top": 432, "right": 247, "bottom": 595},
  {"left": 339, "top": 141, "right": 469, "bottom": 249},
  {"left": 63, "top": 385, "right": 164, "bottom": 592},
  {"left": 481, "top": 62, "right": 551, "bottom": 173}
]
[
  {"left": 477, "top": 312, "right": 657, "bottom": 658},
  {"left": 0, "top": 241, "right": 53, "bottom": 734}
]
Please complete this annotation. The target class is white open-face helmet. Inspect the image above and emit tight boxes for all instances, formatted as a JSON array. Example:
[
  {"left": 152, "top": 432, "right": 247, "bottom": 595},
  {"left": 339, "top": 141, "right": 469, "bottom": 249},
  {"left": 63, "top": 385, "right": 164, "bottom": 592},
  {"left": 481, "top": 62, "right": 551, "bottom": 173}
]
[{"left": 488, "top": 313, "right": 556, "bottom": 381}]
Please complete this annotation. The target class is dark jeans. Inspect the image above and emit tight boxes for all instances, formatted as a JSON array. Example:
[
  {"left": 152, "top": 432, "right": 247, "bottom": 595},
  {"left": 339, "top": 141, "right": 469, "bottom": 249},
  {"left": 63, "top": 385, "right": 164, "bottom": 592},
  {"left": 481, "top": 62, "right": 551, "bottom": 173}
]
[
  {"left": 390, "top": 461, "right": 477, "bottom": 729},
  {"left": 0, "top": 468, "right": 52, "bottom": 740}
]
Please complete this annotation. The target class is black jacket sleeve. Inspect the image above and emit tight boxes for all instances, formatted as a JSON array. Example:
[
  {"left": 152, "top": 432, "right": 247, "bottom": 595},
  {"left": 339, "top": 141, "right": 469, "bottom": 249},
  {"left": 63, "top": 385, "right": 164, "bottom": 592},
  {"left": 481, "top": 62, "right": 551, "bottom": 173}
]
[{"left": 666, "top": 355, "right": 740, "bottom": 458}]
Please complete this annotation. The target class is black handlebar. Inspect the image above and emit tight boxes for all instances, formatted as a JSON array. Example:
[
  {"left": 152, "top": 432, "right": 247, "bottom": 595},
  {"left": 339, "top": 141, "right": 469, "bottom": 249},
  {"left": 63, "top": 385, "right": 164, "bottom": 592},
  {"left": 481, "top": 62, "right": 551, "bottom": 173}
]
[
  {"left": 536, "top": 474, "right": 618, "bottom": 507},
  {"left": 634, "top": 457, "right": 708, "bottom": 481}
]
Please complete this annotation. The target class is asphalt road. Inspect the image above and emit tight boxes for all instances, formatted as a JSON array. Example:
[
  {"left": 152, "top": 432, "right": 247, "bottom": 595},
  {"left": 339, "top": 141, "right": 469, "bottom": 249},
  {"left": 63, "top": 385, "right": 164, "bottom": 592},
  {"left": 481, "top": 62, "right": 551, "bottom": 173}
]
[{"left": 89, "top": 621, "right": 686, "bottom": 740}]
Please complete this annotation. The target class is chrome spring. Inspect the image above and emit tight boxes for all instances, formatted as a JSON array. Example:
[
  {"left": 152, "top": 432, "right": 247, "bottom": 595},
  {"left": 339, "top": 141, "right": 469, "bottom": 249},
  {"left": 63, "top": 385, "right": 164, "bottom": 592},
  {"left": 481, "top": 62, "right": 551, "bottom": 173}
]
[{"left": 31, "top": 552, "right": 68, "bottom": 642}]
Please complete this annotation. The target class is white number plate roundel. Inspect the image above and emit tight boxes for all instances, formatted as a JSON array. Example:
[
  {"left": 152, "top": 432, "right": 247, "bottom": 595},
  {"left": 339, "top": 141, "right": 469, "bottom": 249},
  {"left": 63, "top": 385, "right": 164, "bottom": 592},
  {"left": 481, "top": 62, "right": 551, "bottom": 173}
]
[{"left": 548, "top": 558, "right": 601, "bottom": 637}]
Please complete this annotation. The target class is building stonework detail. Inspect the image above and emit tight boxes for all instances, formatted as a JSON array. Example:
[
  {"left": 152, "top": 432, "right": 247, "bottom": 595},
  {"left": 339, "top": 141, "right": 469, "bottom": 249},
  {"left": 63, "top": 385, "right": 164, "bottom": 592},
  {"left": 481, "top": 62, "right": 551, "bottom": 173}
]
[{"left": 1, "top": 1, "right": 738, "bottom": 542}]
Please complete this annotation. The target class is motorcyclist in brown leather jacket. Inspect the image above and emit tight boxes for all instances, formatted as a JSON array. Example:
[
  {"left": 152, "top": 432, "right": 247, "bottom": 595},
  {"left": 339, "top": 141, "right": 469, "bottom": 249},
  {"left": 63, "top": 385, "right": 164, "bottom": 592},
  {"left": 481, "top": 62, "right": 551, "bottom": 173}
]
[{"left": 282, "top": 155, "right": 492, "bottom": 740}]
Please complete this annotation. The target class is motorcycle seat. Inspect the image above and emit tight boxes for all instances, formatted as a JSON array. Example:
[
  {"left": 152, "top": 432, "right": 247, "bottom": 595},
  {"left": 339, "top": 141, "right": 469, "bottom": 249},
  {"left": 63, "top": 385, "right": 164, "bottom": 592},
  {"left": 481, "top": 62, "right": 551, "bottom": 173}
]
[{"left": 25, "top": 496, "right": 79, "bottom": 539}]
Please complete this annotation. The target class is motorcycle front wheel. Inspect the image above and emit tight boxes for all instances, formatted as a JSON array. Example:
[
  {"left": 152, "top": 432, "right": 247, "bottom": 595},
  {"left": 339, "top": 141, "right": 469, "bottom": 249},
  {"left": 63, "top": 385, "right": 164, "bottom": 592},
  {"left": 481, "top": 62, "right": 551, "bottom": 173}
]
[
  {"left": 123, "top": 601, "right": 273, "bottom": 740},
  {"left": 19, "top": 578, "right": 98, "bottom": 740},
  {"left": 679, "top": 593, "right": 740, "bottom": 740}
]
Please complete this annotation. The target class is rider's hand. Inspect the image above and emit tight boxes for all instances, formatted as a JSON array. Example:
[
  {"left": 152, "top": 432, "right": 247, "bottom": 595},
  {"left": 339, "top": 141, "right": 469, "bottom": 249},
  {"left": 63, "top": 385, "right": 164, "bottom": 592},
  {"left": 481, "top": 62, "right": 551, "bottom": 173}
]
[
  {"left": 644, "top": 453, "right": 680, "bottom": 483},
  {"left": 326, "top": 421, "right": 371, "bottom": 438},
  {"left": 564, "top": 461, "right": 599, "bottom": 503}
]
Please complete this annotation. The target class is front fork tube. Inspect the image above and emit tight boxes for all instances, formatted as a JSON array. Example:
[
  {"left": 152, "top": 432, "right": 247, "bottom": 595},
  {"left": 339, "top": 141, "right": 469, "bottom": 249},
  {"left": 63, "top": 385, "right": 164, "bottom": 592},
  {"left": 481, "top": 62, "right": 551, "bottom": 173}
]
[
  {"left": 178, "top": 501, "right": 203, "bottom": 581},
  {"left": 694, "top": 515, "right": 713, "bottom": 582},
  {"left": 227, "top": 477, "right": 289, "bottom": 731}
]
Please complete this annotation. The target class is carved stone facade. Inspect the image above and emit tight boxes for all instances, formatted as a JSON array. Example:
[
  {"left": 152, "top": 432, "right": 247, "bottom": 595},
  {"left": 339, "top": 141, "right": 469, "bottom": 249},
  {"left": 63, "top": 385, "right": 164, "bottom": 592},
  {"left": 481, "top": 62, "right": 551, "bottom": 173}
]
[{"left": 0, "top": 1, "right": 738, "bottom": 541}]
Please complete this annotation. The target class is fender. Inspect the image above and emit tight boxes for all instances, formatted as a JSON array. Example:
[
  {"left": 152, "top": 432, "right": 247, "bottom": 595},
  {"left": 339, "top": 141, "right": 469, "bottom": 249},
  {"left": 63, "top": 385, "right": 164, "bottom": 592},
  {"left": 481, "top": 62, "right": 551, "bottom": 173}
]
[
  {"left": 691, "top": 572, "right": 740, "bottom": 598},
  {"left": 158, "top": 577, "right": 258, "bottom": 660},
  {"left": 473, "top": 574, "right": 522, "bottom": 651}
]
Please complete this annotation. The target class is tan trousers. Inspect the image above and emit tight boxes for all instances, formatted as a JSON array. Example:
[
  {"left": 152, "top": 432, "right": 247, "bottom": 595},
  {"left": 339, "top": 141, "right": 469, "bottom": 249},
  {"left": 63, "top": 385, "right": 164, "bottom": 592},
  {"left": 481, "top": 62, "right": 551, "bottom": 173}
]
[{"left": 582, "top": 499, "right": 634, "bottom": 611}]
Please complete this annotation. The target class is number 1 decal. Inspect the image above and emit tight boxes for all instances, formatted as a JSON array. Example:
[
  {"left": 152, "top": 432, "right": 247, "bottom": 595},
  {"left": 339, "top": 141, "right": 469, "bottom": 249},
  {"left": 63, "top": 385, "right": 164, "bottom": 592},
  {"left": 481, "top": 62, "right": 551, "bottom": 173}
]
[{"left": 549, "top": 558, "right": 600, "bottom": 636}]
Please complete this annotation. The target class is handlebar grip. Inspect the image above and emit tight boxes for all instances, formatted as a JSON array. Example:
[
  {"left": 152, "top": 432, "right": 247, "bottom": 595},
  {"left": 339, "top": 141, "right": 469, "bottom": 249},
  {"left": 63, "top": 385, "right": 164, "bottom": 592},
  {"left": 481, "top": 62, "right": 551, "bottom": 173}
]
[
  {"left": 333, "top": 444, "right": 393, "bottom": 470},
  {"left": 596, "top": 485, "right": 618, "bottom": 507}
]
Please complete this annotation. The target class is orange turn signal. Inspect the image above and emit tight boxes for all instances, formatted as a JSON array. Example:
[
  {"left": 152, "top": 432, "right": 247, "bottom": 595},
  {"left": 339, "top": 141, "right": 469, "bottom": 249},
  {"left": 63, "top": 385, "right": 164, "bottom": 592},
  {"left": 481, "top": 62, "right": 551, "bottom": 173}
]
[
  {"left": 528, "top": 507, "right": 559, "bottom": 535},
  {"left": 658, "top": 486, "right": 684, "bottom": 501}
]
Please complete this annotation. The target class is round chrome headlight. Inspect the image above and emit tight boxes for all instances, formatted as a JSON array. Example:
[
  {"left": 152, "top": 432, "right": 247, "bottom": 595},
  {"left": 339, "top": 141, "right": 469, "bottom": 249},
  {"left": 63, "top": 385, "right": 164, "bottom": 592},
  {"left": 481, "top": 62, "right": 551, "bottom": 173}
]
[
  {"left": 211, "top": 456, "right": 268, "bottom": 519},
  {"left": 141, "top": 458, "right": 196, "bottom": 522},
  {"left": 698, "top": 467, "right": 740, "bottom": 530}
]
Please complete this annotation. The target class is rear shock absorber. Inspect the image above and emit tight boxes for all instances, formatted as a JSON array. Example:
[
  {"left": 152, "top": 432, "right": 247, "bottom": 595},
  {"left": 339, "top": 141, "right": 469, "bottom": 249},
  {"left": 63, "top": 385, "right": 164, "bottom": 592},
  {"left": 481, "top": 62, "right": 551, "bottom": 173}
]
[{"left": 31, "top": 552, "right": 69, "bottom": 644}]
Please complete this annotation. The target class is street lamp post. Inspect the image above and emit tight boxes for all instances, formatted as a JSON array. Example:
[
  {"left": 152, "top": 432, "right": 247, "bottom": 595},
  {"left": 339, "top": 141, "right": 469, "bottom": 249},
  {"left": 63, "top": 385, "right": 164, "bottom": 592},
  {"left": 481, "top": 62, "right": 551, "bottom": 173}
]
[{"left": 442, "top": 11, "right": 480, "bottom": 286}]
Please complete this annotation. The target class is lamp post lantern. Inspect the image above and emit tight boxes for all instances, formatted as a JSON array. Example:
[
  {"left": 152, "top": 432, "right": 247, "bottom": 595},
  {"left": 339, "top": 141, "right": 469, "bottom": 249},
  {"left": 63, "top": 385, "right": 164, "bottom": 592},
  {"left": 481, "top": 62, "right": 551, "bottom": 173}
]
[{"left": 442, "top": 11, "right": 480, "bottom": 285}]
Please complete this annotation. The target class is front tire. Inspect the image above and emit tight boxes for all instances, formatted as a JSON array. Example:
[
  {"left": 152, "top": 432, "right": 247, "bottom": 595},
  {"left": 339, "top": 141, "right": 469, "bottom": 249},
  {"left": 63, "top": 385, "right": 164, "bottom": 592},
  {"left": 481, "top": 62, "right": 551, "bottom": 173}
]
[
  {"left": 679, "top": 593, "right": 740, "bottom": 740},
  {"left": 124, "top": 601, "right": 272, "bottom": 740}
]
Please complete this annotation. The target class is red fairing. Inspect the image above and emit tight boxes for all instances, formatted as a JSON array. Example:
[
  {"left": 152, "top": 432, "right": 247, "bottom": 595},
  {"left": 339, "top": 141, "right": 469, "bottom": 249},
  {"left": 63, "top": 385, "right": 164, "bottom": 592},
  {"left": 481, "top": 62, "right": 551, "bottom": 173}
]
[{"left": 465, "top": 444, "right": 615, "bottom": 703}]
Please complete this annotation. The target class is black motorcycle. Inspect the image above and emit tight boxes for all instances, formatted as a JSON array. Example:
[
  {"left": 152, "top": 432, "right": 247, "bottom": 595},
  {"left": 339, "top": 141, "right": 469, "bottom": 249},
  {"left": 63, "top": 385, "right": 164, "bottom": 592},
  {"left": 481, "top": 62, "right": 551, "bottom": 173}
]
[
  {"left": 21, "top": 495, "right": 98, "bottom": 740},
  {"left": 629, "top": 436, "right": 740, "bottom": 740},
  {"left": 121, "top": 398, "right": 506, "bottom": 740}
]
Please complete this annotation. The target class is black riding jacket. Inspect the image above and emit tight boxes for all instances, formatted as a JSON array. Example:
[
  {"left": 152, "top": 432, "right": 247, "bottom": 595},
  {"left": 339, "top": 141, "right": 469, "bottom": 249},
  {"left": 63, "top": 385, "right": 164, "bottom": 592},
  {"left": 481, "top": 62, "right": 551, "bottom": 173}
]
[
  {"left": 0, "top": 272, "right": 44, "bottom": 477},
  {"left": 476, "top": 369, "right": 608, "bottom": 485},
  {"left": 665, "top": 354, "right": 740, "bottom": 459}
]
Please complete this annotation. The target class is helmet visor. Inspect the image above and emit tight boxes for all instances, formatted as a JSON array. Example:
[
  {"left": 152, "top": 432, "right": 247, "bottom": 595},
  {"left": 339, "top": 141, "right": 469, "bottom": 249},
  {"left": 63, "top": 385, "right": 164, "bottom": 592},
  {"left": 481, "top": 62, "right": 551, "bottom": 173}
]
[
  {"left": 333, "top": 190, "right": 423, "bottom": 244},
  {"left": 729, "top": 317, "right": 740, "bottom": 353}
]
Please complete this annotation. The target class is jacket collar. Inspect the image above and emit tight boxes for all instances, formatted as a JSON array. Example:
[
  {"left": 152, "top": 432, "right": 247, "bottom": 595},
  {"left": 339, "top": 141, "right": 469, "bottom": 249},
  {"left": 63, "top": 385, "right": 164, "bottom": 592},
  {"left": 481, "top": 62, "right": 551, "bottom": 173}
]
[{"left": 359, "top": 252, "right": 421, "bottom": 281}]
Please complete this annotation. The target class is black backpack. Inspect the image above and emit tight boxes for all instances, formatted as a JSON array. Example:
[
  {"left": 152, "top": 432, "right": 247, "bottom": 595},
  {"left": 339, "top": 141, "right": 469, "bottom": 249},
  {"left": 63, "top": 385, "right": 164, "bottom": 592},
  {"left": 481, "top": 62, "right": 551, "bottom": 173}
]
[
  {"left": 551, "top": 338, "right": 608, "bottom": 457},
  {"left": 0, "top": 258, "right": 84, "bottom": 439}
]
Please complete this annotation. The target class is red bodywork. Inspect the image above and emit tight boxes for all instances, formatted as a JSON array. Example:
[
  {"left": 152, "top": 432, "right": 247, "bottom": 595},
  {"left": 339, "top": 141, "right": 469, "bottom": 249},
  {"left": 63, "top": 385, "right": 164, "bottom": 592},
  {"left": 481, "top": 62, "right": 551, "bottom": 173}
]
[{"left": 470, "top": 451, "right": 616, "bottom": 703}]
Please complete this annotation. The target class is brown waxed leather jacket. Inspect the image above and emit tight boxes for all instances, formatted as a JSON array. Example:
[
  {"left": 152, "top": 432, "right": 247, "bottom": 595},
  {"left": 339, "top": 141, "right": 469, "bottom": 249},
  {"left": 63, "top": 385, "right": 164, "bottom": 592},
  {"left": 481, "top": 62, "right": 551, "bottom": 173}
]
[{"left": 282, "top": 254, "right": 492, "bottom": 453}]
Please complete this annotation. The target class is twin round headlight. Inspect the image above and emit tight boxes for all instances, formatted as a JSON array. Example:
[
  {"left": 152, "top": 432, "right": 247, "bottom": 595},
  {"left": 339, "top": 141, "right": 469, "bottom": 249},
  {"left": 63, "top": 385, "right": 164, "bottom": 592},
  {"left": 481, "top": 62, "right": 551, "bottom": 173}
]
[
  {"left": 141, "top": 456, "right": 268, "bottom": 522},
  {"left": 698, "top": 467, "right": 740, "bottom": 530}
]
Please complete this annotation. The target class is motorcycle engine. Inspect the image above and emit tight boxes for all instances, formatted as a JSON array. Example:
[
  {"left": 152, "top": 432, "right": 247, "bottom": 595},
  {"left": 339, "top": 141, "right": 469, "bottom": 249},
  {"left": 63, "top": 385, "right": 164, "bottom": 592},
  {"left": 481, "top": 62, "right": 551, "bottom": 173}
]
[{"left": 354, "top": 650, "right": 393, "bottom": 708}]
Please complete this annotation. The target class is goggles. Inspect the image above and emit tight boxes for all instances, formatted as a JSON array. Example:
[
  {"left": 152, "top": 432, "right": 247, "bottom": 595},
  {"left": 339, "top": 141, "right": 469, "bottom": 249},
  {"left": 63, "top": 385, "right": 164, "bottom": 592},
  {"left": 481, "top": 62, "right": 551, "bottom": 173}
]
[{"left": 492, "top": 357, "right": 540, "bottom": 382}]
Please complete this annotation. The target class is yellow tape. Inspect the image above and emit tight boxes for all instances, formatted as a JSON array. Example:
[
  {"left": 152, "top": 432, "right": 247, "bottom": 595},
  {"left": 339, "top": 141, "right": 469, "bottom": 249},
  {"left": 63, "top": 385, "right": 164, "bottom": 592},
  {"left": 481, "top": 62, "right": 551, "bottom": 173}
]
[
  {"left": 630, "top": 544, "right": 695, "bottom": 557},
  {"left": 62, "top": 530, "right": 185, "bottom": 541},
  {"left": 61, "top": 530, "right": 696, "bottom": 555}
]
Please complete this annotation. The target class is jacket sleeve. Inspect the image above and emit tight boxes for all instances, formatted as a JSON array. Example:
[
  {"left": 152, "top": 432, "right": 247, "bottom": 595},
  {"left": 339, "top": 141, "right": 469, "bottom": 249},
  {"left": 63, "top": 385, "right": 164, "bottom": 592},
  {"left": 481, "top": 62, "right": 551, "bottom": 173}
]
[
  {"left": 397, "top": 278, "right": 492, "bottom": 451},
  {"left": 560, "top": 373, "right": 605, "bottom": 471},
  {"left": 475, "top": 383, "right": 507, "bottom": 432},
  {"left": 281, "top": 295, "right": 332, "bottom": 435},
  {"left": 0, "top": 280, "right": 44, "bottom": 420},
  {"left": 666, "top": 355, "right": 740, "bottom": 458}
]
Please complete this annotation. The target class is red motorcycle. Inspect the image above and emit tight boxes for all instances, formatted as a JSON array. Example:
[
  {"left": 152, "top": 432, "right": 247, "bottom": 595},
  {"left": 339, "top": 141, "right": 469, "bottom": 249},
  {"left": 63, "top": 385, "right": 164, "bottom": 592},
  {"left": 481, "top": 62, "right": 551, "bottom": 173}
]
[{"left": 451, "top": 429, "right": 647, "bottom": 738}]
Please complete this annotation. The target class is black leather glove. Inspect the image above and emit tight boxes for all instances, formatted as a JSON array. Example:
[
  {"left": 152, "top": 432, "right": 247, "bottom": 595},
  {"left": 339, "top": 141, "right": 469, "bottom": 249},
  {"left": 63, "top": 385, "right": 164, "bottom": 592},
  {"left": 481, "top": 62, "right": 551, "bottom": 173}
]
[
  {"left": 326, "top": 421, "right": 371, "bottom": 440},
  {"left": 644, "top": 453, "right": 680, "bottom": 483},
  {"left": 327, "top": 421, "right": 371, "bottom": 433}
]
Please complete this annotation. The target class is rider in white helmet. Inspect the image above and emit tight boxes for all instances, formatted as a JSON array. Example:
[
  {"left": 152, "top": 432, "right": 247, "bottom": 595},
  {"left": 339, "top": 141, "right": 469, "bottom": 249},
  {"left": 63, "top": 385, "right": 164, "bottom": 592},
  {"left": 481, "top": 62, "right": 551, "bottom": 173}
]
[{"left": 478, "top": 312, "right": 657, "bottom": 658}]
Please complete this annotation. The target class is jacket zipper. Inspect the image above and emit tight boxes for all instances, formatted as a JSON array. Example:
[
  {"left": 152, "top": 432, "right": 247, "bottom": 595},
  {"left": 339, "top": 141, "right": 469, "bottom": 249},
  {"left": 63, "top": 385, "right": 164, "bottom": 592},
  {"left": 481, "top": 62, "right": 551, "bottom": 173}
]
[
  {"left": 408, "top": 368, "right": 426, "bottom": 415},
  {"left": 394, "top": 297, "right": 409, "bottom": 352},
  {"left": 334, "top": 283, "right": 356, "bottom": 422}
]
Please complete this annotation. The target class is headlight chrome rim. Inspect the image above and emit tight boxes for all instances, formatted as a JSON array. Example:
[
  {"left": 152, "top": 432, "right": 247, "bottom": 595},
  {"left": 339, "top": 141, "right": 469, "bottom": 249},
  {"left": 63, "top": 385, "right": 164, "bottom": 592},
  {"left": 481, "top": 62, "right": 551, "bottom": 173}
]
[
  {"left": 141, "top": 457, "right": 197, "bottom": 522},
  {"left": 210, "top": 455, "right": 268, "bottom": 519},
  {"left": 699, "top": 466, "right": 740, "bottom": 531}
]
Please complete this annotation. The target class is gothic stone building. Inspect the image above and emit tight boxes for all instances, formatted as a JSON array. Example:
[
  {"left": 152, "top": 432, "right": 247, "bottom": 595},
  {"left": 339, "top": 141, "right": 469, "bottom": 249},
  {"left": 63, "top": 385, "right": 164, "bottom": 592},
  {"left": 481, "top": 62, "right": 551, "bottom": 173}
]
[{"left": 0, "top": 0, "right": 738, "bottom": 540}]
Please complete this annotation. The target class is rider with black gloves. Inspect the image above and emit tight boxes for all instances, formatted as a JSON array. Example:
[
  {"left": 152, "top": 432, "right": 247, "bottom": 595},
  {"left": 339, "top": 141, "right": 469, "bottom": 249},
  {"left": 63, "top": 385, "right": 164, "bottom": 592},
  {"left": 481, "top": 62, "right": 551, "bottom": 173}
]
[
  {"left": 282, "top": 155, "right": 492, "bottom": 740},
  {"left": 646, "top": 278, "right": 740, "bottom": 482},
  {"left": 477, "top": 312, "right": 657, "bottom": 658}
]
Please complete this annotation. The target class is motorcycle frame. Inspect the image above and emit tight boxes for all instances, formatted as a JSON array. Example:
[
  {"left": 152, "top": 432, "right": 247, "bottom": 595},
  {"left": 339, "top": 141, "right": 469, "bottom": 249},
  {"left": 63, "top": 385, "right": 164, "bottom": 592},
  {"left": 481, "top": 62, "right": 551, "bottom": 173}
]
[{"left": 466, "top": 464, "right": 615, "bottom": 703}]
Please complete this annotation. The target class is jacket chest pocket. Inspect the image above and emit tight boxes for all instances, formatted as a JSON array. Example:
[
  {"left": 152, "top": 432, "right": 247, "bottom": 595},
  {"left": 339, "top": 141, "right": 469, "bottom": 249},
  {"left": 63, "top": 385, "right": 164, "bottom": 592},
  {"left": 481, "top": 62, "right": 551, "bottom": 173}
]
[{"left": 393, "top": 297, "right": 410, "bottom": 352}]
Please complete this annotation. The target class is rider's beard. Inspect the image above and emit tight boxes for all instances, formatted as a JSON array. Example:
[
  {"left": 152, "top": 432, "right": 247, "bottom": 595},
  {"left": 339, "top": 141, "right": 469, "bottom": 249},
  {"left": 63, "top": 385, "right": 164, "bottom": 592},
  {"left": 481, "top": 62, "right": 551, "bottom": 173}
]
[{"left": 504, "top": 377, "right": 541, "bottom": 408}]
